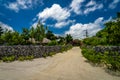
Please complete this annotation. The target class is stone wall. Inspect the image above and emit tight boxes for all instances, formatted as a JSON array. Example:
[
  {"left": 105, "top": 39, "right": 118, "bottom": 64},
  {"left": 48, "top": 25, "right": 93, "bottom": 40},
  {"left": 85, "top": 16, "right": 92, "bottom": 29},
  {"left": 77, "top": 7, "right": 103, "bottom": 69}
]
[
  {"left": 0, "top": 45, "right": 62, "bottom": 59},
  {"left": 93, "top": 46, "right": 120, "bottom": 53}
]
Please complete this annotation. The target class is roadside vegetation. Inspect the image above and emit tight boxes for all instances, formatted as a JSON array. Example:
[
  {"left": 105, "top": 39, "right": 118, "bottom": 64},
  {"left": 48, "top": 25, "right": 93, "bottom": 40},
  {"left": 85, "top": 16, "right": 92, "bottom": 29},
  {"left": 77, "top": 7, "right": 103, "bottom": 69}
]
[
  {"left": 0, "top": 20, "right": 74, "bottom": 62},
  {"left": 81, "top": 12, "right": 120, "bottom": 72}
]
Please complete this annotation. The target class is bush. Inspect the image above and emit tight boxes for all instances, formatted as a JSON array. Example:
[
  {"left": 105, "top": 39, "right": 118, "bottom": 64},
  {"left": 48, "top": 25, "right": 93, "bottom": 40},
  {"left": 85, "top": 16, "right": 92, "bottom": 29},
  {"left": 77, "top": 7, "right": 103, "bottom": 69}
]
[
  {"left": 18, "top": 55, "right": 34, "bottom": 61},
  {"left": 42, "top": 53, "right": 47, "bottom": 58},
  {"left": 82, "top": 48, "right": 101, "bottom": 64},
  {"left": 48, "top": 40, "right": 58, "bottom": 46},
  {"left": 18, "top": 56, "right": 25, "bottom": 61},
  {"left": 2, "top": 55, "right": 15, "bottom": 62},
  {"left": 25, "top": 55, "right": 34, "bottom": 60},
  {"left": 104, "top": 51, "right": 120, "bottom": 71},
  {"left": 81, "top": 47, "right": 120, "bottom": 71},
  {"left": 48, "top": 52, "right": 56, "bottom": 57},
  {"left": 60, "top": 44, "right": 73, "bottom": 53}
]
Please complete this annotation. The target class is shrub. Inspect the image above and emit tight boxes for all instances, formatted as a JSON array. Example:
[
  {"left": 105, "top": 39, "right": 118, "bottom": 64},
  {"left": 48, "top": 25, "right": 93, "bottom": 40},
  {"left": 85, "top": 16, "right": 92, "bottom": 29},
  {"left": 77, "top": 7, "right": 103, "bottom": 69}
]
[
  {"left": 48, "top": 52, "right": 56, "bottom": 57},
  {"left": 18, "top": 55, "right": 34, "bottom": 61},
  {"left": 48, "top": 40, "right": 58, "bottom": 46},
  {"left": 81, "top": 47, "right": 120, "bottom": 71},
  {"left": 2, "top": 55, "right": 15, "bottom": 62},
  {"left": 18, "top": 56, "right": 25, "bottom": 61},
  {"left": 25, "top": 55, "right": 34, "bottom": 60},
  {"left": 42, "top": 53, "right": 47, "bottom": 58},
  {"left": 104, "top": 51, "right": 120, "bottom": 71},
  {"left": 60, "top": 44, "right": 73, "bottom": 53}
]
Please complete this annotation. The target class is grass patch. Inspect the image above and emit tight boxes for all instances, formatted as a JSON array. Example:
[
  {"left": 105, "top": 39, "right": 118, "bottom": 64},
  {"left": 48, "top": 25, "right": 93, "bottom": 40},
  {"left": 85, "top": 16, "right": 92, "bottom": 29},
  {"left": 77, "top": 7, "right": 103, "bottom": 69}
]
[{"left": 2, "top": 55, "right": 15, "bottom": 62}]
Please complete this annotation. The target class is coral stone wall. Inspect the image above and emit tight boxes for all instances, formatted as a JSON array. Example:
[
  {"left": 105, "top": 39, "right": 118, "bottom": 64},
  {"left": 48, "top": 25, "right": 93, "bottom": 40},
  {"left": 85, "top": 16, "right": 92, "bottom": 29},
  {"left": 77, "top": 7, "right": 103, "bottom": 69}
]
[
  {"left": 93, "top": 46, "right": 120, "bottom": 53},
  {"left": 0, "top": 45, "right": 62, "bottom": 59}
]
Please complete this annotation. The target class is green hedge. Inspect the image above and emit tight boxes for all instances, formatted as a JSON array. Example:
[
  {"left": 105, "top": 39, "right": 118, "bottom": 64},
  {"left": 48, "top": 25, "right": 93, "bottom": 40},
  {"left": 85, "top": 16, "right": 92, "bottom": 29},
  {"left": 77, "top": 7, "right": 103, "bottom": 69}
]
[{"left": 81, "top": 47, "right": 120, "bottom": 71}]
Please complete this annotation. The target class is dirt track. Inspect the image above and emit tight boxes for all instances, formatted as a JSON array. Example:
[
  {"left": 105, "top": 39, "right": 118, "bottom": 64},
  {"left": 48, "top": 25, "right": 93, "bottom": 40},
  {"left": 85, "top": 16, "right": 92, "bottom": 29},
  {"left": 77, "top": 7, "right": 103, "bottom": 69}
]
[{"left": 0, "top": 47, "right": 119, "bottom": 80}]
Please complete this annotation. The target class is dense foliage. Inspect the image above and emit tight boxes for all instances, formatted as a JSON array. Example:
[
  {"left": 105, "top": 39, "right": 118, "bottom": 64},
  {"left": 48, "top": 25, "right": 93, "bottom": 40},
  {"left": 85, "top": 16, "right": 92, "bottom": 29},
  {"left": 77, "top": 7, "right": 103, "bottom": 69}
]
[
  {"left": 65, "top": 34, "right": 73, "bottom": 44},
  {"left": 0, "top": 21, "right": 74, "bottom": 46},
  {"left": 81, "top": 46, "right": 120, "bottom": 71},
  {"left": 81, "top": 13, "right": 120, "bottom": 72},
  {"left": 0, "top": 21, "right": 49, "bottom": 45},
  {"left": 83, "top": 13, "right": 120, "bottom": 46},
  {"left": 46, "top": 30, "right": 56, "bottom": 40}
]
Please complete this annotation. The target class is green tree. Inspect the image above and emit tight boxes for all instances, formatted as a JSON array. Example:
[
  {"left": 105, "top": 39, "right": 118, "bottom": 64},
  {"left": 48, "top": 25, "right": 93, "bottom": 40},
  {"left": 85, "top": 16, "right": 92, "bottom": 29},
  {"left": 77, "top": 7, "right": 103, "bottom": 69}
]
[
  {"left": 58, "top": 36, "right": 66, "bottom": 45},
  {"left": 34, "top": 21, "right": 45, "bottom": 43},
  {"left": 84, "top": 12, "right": 120, "bottom": 46},
  {"left": 46, "top": 30, "right": 56, "bottom": 40},
  {"left": 1, "top": 31, "right": 24, "bottom": 45},
  {"left": 65, "top": 34, "right": 73, "bottom": 44},
  {"left": 1, "top": 31, "right": 12, "bottom": 44},
  {"left": 11, "top": 32, "right": 23, "bottom": 45},
  {"left": 29, "top": 27, "right": 35, "bottom": 42},
  {"left": 21, "top": 28, "right": 29, "bottom": 40}
]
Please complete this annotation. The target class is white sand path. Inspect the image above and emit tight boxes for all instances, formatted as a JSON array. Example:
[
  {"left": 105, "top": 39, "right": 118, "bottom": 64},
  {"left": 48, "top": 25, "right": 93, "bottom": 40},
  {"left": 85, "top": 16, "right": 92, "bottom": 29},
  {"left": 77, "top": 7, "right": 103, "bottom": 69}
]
[{"left": 0, "top": 47, "right": 119, "bottom": 80}]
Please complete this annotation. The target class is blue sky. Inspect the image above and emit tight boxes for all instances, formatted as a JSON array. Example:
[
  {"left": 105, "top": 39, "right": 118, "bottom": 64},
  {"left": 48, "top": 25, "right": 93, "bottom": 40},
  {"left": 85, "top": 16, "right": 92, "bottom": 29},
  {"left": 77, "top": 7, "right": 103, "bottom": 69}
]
[{"left": 0, "top": 0, "right": 120, "bottom": 39}]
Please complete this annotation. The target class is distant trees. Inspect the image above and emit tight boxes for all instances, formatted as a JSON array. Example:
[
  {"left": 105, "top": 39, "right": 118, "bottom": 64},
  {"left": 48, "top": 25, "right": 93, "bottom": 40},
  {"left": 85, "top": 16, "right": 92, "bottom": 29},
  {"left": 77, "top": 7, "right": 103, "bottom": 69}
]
[
  {"left": 65, "top": 34, "right": 73, "bottom": 44},
  {"left": 34, "top": 22, "right": 45, "bottom": 43},
  {"left": 46, "top": 30, "right": 56, "bottom": 40},
  {"left": 0, "top": 21, "right": 47, "bottom": 45},
  {"left": 0, "top": 20, "right": 75, "bottom": 46},
  {"left": 21, "top": 28, "right": 30, "bottom": 42},
  {"left": 0, "top": 31, "right": 23, "bottom": 45},
  {"left": 30, "top": 27, "right": 35, "bottom": 40}
]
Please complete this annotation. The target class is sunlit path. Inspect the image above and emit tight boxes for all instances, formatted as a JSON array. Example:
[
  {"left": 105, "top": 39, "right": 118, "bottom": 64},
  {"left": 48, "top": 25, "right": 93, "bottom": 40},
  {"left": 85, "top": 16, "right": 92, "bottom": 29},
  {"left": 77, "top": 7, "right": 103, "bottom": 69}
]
[{"left": 0, "top": 47, "right": 119, "bottom": 80}]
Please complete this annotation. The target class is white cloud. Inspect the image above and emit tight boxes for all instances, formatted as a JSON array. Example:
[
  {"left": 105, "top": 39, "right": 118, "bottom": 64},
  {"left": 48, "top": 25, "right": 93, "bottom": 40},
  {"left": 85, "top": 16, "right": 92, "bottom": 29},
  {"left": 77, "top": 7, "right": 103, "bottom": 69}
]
[
  {"left": 35, "top": 4, "right": 72, "bottom": 28},
  {"left": 70, "top": 0, "right": 84, "bottom": 14},
  {"left": 55, "top": 20, "right": 75, "bottom": 28},
  {"left": 65, "top": 17, "right": 107, "bottom": 39},
  {"left": 109, "top": 0, "right": 120, "bottom": 9},
  {"left": 6, "top": 2, "right": 19, "bottom": 12},
  {"left": 86, "top": 0, "right": 96, "bottom": 7},
  {"left": 5, "top": 0, "right": 43, "bottom": 12},
  {"left": 84, "top": 4, "right": 103, "bottom": 14},
  {"left": 70, "top": 0, "right": 103, "bottom": 15},
  {"left": 84, "top": 1, "right": 103, "bottom": 14},
  {"left": 0, "top": 22, "right": 14, "bottom": 31},
  {"left": 38, "top": 4, "right": 70, "bottom": 22}
]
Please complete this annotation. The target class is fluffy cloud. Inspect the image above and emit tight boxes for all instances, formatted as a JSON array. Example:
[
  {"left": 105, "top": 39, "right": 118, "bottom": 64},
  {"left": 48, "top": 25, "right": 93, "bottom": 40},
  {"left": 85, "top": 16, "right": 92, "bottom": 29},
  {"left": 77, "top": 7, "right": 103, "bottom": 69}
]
[
  {"left": 70, "top": 0, "right": 103, "bottom": 15},
  {"left": 84, "top": 0, "right": 103, "bottom": 14},
  {"left": 86, "top": 0, "right": 96, "bottom": 7},
  {"left": 36, "top": 4, "right": 71, "bottom": 28},
  {"left": 65, "top": 17, "right": 106, "bottom": 39},
  {"left": 70, "top": 0, "right": 84, "bottom": 14},
  {"left": 5, "top": 0, "right": 43, "bottom": 12},
  {"left": 38, "top": 4, "right": 70, "bottom": 22},
  {"left": 109, "top": 0, "right": 120, "bottom": 9},
  {"left": 55, "top": 20, "right": 75, "bottom": 28},
  {"left": 0, "top": 22, "right": 13, "bottom": 31}
]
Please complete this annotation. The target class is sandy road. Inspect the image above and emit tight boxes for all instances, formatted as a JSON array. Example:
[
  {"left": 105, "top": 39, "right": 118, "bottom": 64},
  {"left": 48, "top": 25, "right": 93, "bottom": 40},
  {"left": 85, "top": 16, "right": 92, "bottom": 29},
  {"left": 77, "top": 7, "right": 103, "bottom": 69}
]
[{"left": 0, "top": 47, "right": 119, "bottom": 80}]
